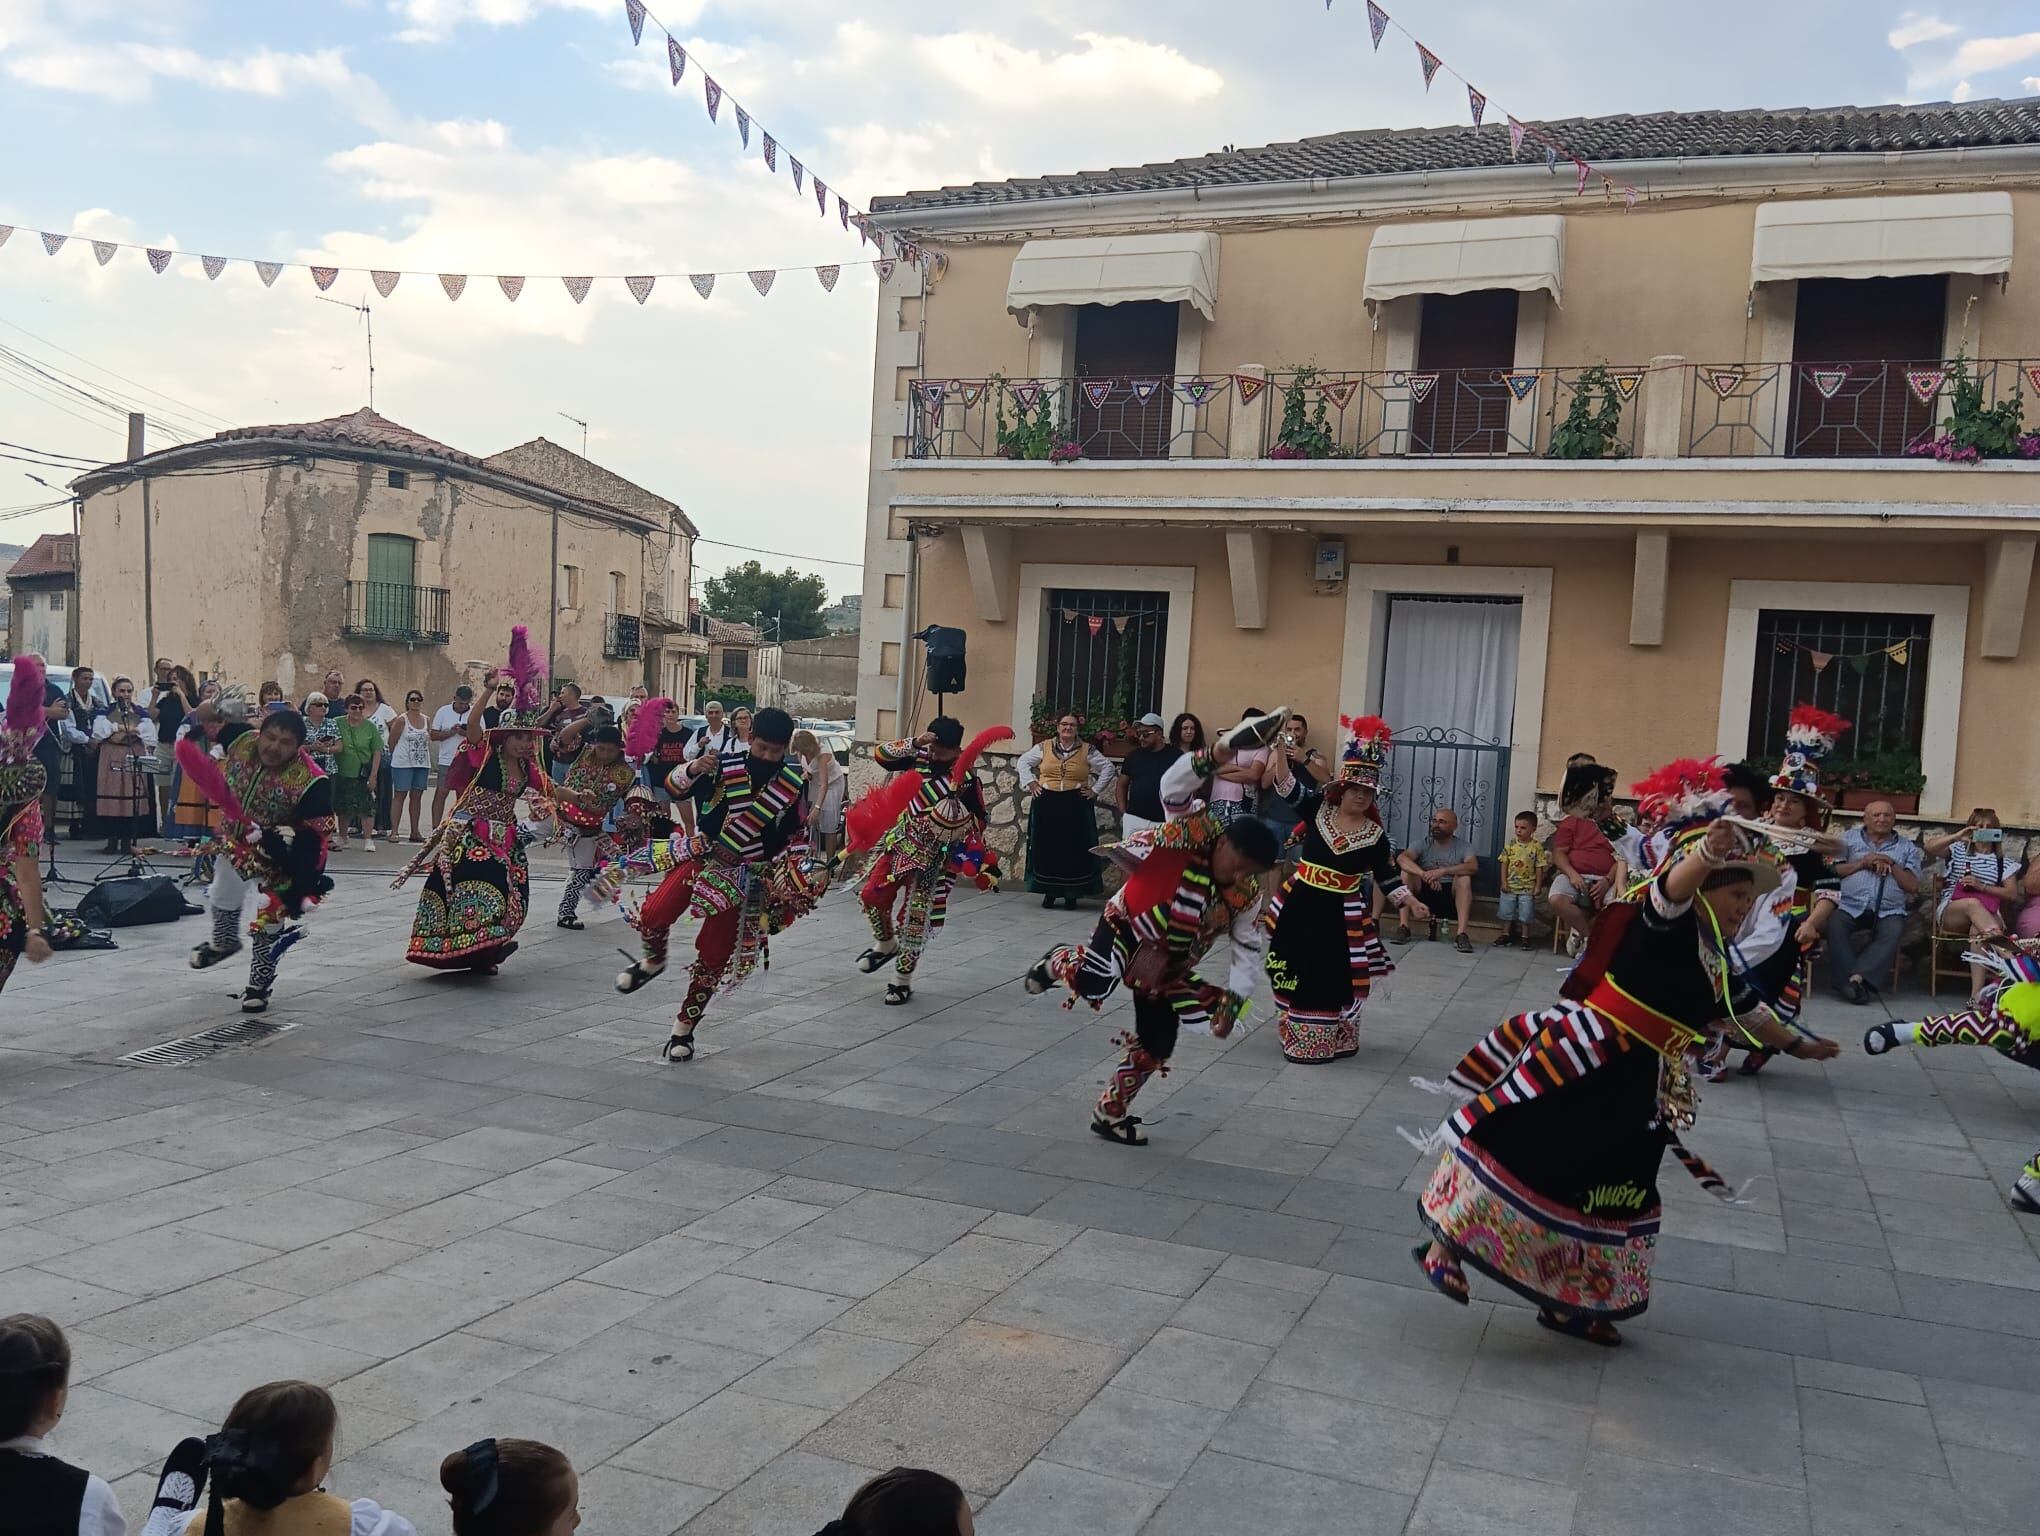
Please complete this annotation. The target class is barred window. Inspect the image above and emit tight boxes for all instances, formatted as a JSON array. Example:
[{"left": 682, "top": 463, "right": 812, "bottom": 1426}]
[
  {"left": 1041, "top": 588, "right": 1168, "bottom": 721},
  {"left": 1748, "top": 609, "right": 1931, "bottom": 762}
]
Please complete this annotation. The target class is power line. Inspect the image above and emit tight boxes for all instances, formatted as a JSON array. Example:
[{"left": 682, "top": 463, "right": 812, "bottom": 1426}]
[
  {"left": 0, "top": 315, "right": 240, "bottom": 433},
  {"left": 694, "top": 536, "right": 862, "bottom": 570},
  {"left": 0, "top": 438, "right": 100, "bottom": 465}
]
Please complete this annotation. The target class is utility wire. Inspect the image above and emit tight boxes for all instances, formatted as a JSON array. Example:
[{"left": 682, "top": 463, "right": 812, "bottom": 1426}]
[{"left": 0, "top": 315, "right": 240, "bottom": 433}]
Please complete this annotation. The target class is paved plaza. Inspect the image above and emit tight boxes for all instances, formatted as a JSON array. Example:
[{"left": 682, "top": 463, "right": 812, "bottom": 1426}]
[{"left": 3, "top": 849, "right": 2038, "bottom": 1535}]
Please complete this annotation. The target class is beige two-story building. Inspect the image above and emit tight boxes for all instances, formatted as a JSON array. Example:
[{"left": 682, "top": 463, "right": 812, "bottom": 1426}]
[
  {"left": 856, "top": 97, "right": 2040, "bottom": 861},
  {"left": 74, "top": 409, "right": 700, "bottom": 705}
]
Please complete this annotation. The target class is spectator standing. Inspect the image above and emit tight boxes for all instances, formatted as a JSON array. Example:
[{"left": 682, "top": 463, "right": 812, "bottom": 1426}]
[
  {"left": 647, "top": 700, "right": 696, "bottom": 832},
  {"left": 791, "top": 728, "right": 846, "bottom": 861},
  {"left": 336, "top": 694, "right": 385, "bottom": 851},
  {"left": 540, "top": 683, "right": 587, "bottom": 778},
  {"left": 1397, "top": 807, "right": 1479, "bottom": 951},
  {"left": 176, "top": 1381, "right": 416, "bottom": 1536},
  {"left": 1207, "top": 705, "right": 1269, "bottom": 826},
  {"left": 429, "top": 684, "right": 474, "bottom": 824},
  {"left": 730, "top": 706, "right": 754, "bottom": 747},
  {"left": 90, "top": 677, "right": 157, "bottom": 855},
  {"left": 387, "top": 690, "right": 433, "bottom": 842},
  {"left": 1273, "top": 713, "right": 1330, "bottom": 788},
  {"left": 145, "top": 660, "right": 192, "bottom": 831},
  {"left": 1113, "top": 713, "right": 1180, "bottom": 838},
  {"left": 0, "top": 1314, "right": 126, "bottom": 1536},
  {"left": 1018, "top": 711, "right": 1112, "bottom": 909},
  {"left": 354, "top": 679, "right": 397, "bottom": 838},
  {"left": 55, "top": 665, "right": 98, "bottom": 841},
  {"left": 440, "top": 1438, "right": 578, "bottom": 1536},
  {"left": 1493, "top": 810, "right": 1551, "bottom": 947},
  {"left": 316, "top": 668, "right": 346, "bottom": 711},
  {"left": 1825, "top": 799, "right": 1924, "bottom": 1003},
  {"left": 30, "top": 653, "right": 67, "bottom": 847},
  {"left": 257, "top": 681, "right": 285, "bottom": 712},
  {"left": 688, "top": 700, "right": 735, "bottom": 759}
]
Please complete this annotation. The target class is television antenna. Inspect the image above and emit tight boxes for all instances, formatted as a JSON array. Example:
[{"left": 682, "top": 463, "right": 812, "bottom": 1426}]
[
  {"left": 315, "top": 294, "right": 375, "bottom": 408},
  {"left": 558, "top": 411, "right": 589, "bottom": 458}
]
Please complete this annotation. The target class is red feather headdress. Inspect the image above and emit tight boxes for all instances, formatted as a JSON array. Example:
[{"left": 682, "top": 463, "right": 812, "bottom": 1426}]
[
  {"left": 1631, "top": 755, "right": 1726, "bottom": 830},
  {"left": 625, "top": 697, "right": 671, "bottom": 760},
  {"left": 845, "top": 725, "right": 1013, "bottom": 854},
  {"left": 1340, "top": 714, "right": 1392, "bottom": 743},
  {"left": 176, "top": 736, "right": 249, "bottom": 827}
]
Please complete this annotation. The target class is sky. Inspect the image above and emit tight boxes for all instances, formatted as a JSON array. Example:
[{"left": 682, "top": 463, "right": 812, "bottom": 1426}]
[{"left": 1, "top": 1, "right": 2037, "bottom": 598}]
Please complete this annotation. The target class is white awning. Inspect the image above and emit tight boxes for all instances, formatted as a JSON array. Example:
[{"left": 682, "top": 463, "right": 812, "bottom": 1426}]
[
  {"left": 1751, "top": 193, "right": 2014, "bottom": 285},
  {"left": 1362, "top": 215, "right": 1566, "bottom": 306},
  {"left": 1005, "top": 232, "right": 1219, "bottom": 322}
]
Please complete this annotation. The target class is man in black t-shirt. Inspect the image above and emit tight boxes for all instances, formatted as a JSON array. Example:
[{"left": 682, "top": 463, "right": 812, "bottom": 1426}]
[{"left": 1114, "top": 713, "right": 1182, "bottom": 838}]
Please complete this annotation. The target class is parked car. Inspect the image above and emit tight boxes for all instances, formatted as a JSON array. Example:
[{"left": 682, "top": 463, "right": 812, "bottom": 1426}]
[{"left": 0, "top": 661, "right": 103, "bottom": 709}]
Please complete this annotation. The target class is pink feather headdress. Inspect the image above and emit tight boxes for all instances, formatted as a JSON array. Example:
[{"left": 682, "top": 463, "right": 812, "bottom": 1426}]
[
  {"left": 625, "top": 697, "right": 672, "bottom": 759},
  {"left": 3, "top": 654, "right": 45, "bottom": 762}
]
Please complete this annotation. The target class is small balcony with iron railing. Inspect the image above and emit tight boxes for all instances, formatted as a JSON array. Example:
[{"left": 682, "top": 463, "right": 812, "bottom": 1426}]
[
  {"left": 904, "top": 358, "right": 2040, "bottom": 465},
  {"left": 342, "top": 581, "right": 450, "bottom": 643},
  {"left": 604, "top": 612, "right": 643, "bottom": 660}
]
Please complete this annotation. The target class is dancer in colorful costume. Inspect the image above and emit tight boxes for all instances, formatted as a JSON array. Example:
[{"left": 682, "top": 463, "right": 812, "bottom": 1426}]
[
  {"left": 1410, "top": 757, "right": 1840, "bottom": 1345},
  {"left": 553, "top": 713, "right": 639, "bottom": 929},
  {"left": 399, "top": 626, "right": 556, "bottom": 974},
  {"left": 1261, "top": 716, "right": 1430, "bottom": 1064},
  {"left": 0, "top": 656, "right": 56, "bottom": 993},
  {"left": 848, "top": 717, "right": 1010, "bottom": 1005},
  {"left": 608, "top": 706, "right": 823, "bottom": 1062},
  {"left": 1865, "top": 936, "right": 2040, "bottom": 1213},
  {"left": 1024, "top": 719, "right": 1283, "bottom": 1145},
  {"left": 180, "top": 707, "right": 336, "bottom": 1012}
]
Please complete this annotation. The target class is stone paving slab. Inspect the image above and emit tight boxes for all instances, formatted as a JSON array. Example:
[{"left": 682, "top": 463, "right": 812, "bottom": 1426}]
[{"left": 2, "top": 848, "right": 2037, "bottom": 1533}]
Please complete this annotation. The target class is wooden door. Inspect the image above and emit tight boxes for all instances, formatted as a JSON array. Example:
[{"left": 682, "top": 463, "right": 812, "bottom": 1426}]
[
  {"left": 1073, "top": 301, "right": 1178, "bottom": 459},
  {"left": 1789, "top": 274, "right": 1946, "bottom": 456},
  {"left": 1413, "top": 289, "right": 1519, "bottom": 455}
]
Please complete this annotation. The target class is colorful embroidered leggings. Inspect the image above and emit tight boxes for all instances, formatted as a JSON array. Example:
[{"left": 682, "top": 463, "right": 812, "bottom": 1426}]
[
  {"left": 1097, "top": 993, "right": 1183, "bottom": 1120},
  {"left": 559, "top": 868, "right": 598, "bottom": 922},
  {"left": 1912, "top": 1011, "right": 2021, "bottom": 1049},
  {"left": 860, "top": 857, "right": 941, "bottom": 978},
  {"left": 635, "top": 859, "right": 703, "bottom": 970},
  {"left": 675, "top": 905, "right": 743, "bottom": 1037}
]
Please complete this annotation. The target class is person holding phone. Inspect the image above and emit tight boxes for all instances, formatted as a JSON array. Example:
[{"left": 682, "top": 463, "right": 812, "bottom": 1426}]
[{"left": 1925, "top": 808, "right": 2021, "bottom": 1000}]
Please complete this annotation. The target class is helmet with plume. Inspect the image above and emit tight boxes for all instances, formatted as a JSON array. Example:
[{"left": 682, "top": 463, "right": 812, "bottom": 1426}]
[
  {"left": 1338, "top": 715, "right": 1392, "bottom": 791},
  {"left": 1770, "top": 704, "right": 1850, "bottom": 807}
]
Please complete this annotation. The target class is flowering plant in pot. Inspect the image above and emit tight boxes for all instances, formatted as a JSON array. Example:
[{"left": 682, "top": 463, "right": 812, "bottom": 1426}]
[
  {"left": 1903, "top": 354, "right": 2038, "bottom": 463},
  {"left": 993, "top": 376, "right": 1081, "bottom": 462},
  {"left": 1270, "top": 365, "right": 1340, "bottom": 459}
]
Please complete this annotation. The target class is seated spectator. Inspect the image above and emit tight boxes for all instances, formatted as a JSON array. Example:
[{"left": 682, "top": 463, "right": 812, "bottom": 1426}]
[
  {"left": 1824, "top": 799, "right": 1924, "bottom": 1004},
  {"left": 178, "top": 1380, "right": 415, "bottom": 1535},
  {"left": 816, "top": 1467, "right": 971, "bottom": 1536},
  {"left": 1925, "top": 809, "right": 2022, "bottom": 1000},
  {"left": 1549, "top": 795, "right": 1618, "bottom": 951},
  {"left": 1396, "top": 807, "right": 1478, "bottom": 952},
  {"left": 440, "top": 1438, "right": 577, "bottom": 1536},
  {"left": 2013, "top": 835, "right": 2040, "bottom": 940},
  {"left": 0, "top": 1313, "right": 126, "bottom": 1536}
]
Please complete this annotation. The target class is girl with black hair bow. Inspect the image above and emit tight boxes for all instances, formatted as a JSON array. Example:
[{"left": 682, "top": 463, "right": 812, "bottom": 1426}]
[
  {"left": 439, "top": 1438, "right": 578, "bottom": 1536},
  {"left": 815, "top": 1467, "right": 971, "bottom": 1536}
]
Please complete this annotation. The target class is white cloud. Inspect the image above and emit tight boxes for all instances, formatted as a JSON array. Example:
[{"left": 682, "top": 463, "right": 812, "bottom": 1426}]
[
  {"left": 1951, "top": 78, "right": 1974, "bottom": 101},
  {"left": 2025, "top": 75, "right": 2040, "bottom": 91},
  {"left": 915, "top": 31, "right": 1223, "bottom": 109},
  {"left": 388, "top": 0, "right": 696, "bottom": 45},
  {"left": 1907, "top": 29, "right": 2040, "bottom": 89},
  {"left": 2, "top": 36, "right": 394, "bottom": 124},
  {"left": 1888, "top": 14, "right": 1959, "bottom": 50},
  {"left": 431, "top": 117, "right": 511, "bottom": 150},
  {"left": 126, "top": 44, "right": 357, "bottom": 96}
]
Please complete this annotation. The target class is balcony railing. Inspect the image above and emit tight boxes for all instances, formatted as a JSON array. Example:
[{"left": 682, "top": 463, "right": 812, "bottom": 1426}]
[
  {"left": 904, "top": 358, "right": 2040, "bottom": 464},
  {"left": 604, "top": 611, "right": 643, "bottom": 660},
  {"left": 343, "top": 581, "right": 449, "bottom": 643}
]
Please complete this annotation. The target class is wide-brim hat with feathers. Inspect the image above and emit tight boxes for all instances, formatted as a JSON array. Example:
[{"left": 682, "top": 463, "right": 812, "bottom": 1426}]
[
  {"left": 1769, "top": 704, "right": 1850, "bottom": 807},
  {"left": 1632, "top": 754, "right": 1781, "bottom": 895},
  {"left": 485, "top": 625, "right": 553, "bottom": 738},
  {"left": 1339, "top": 715, "right": 1392, "bottom": 791}
]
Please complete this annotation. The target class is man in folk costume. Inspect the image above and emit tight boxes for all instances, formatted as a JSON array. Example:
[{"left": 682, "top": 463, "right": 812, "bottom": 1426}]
[
  {"left": 0, "top": 656, "right": 57, "bottom": 994},
  {"left": 1261, "top": 716, "right": 1431, "bottom": 1064},
  {"left": 552, "top": 713, "right": 640, "bottom": 929},
  {"left": 180, "top": 706, "right": 336, "bottom": 1012},
  {"left": 607, "top": 706, "right": 824, "bottom": 1062},
  {"left": 1024, "top": 714, "right": 1285, "bottom": 1146},
  {"left": 1866, "top": 936, "right": 2040, "bottom": 1213},
  {"left": 847, "top": 717, "right": 1010, "bottom": 1005},
  {"left": 1408, "top": 757, "right": 1840, "bottom": 1346}
]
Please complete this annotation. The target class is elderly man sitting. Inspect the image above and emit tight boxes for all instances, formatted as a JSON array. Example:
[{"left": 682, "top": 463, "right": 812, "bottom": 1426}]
[
  {"left": 1825, "top": 798, "right": 1924, "bottom": 1004},
  {"left": 1397, "top": 807, "right": 1480, "bottom": 953}
]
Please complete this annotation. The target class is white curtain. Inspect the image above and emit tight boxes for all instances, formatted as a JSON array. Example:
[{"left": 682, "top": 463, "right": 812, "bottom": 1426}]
[{"left": 1377, "top": 598, "right": 1521, "bottom": 855}]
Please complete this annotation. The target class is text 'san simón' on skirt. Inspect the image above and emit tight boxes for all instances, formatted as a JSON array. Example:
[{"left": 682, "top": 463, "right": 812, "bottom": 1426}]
[{"left": 1025, "top": 789, "right": 1103, "bottom": 897}]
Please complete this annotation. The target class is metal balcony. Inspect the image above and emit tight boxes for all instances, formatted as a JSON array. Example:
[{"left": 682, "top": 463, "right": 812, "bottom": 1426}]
[{"left": 342, "top": 581, "right": 450, "bottom": 643}]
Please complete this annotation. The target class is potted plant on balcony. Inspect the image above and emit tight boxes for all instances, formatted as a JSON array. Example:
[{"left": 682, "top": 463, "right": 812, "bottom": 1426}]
[
  {"left": 1088, "top": 672, "right": 1141, "bottom": 759},
  {"left": 1545, "top": 363, "right": 1629, "bottom": 460},
  {"left": 1269, "top": 365, "right": 1339, "bottom": 459},
  {"left": 1904, "top": 354, "right": 2040, "bottom": 463},
  {"left": 993, "top": 375, "right": 1080, "bottom": 462},
  {"left": 1825, "top": 750, "right": 1925, "bottom": 814},
  {"left": 1027, "top": 693, "right": 1058, "bottom": 744}
]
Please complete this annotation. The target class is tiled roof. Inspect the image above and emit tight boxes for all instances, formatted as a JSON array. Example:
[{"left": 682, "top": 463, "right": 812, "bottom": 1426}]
[
  {"left": 7, "top": 532, "right": 77, "bottom": 580},
  {"left": 703, "top": 616, "right": 765, "bottom": 645},
  {"left": 872, "top": 97, "right": 2040, "bottom": 213},
  {"left": 211, "top": 407, "right": 482, "bottom": 467}
]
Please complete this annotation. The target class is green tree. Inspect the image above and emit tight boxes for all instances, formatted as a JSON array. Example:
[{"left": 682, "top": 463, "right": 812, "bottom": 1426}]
[{"left": 702, "top": 561, "right": 830, "bottom": 641}]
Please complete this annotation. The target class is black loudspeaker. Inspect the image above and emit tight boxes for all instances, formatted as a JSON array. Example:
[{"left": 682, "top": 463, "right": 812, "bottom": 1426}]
[
  {"left": 76, "top": 875, "right": 199, "bottom": 928},
  {"left": 923, "top": 626, "right": 967, "bottom": 694}
]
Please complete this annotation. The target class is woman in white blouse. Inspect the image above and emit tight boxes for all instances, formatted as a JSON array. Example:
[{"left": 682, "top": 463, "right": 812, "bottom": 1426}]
[
  {"left": 1925, "top": 809, "right": 2023, "bottom": 999},
  {"left": 89, "top": 676, "right": 159, "bottom": 855}
]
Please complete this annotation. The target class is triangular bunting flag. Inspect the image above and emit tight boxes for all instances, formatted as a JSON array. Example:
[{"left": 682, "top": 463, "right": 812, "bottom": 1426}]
[
  {"left": 201, "top": 254, "right": 227, "bottom": 280},
  {"left": 1010, "top": 381, "right": 1043, "bottom": 410},
  {"left": 1129, "top": 378, "right": 1162, "bottom": 404},
  {"left": 689, "top": 272, "right": 714, "bottom": 300},
  {"left": 668, "top": 37, "right": 685, "bottom": 83},
  {"left": 371, "top": 270, "right": 400, "bottom": 298},
  {"left": 1319, "top": 378, "right": 1359, "bottom": 409},
  {"left": 1416, "top": 42, "right": 1442, "bottom": 90},
  {"left": 439, "top": 273, "right": 467, "bottom": 301},
  {"left": 917, "top": 380, "right": 947, "bottom": 410},
  {"left": 789, "top": 158, "right": 804, "bottom": 192},
  {"left": 311, "top": 266, "right": 339, "bottom": 291},
  {"left": 838, "top": 197, "right": 851, "bottom": 230},
  {"left": 625, "top": 275, "right": 655, "bottom": 305},
  {"left": 815, "top": 265, "right": 840, "bottom": 292},
  {"left": 1503, "top": 370, "right": 1540, "bottom": 401},
  {"left": 91, "top": 240, "right": 117, "bottom": 266},
  {"left": 1623, "top": 185, "right": 1640, "bottom": 210},
  {"left": 0, "top": 226, "right": 12, "bottom": 249},
  {"left": 1467, "top": 85, "right": 1486, "bottom": 129},
  {"left": 1610, "top": 369, "right": 1643, "bottom": 401},
  {"left": 1808, "top": 366, "right": 1849, "bottom": 400},
  {"left": 562, "top": 275, "right": 593, "bottom": 304},
  {"left": 958, "top": 382, "right": 985, "bottom": 408},
  {"left": 1706, "top": 367, "right": 1745, "bottom": 398},
  {"left": 1111, "top": 615, "right": 1130, "bottom": 635},
  {"left": 874, "top": 259, "right": 895, "bottom": 283},
  {"left": 1365, "top": 1, "right": 1390, "bottom": 49},
  {"left": 703, "top": 76, "right": 721, "bottom": 122},
  {"left": 1082, "top": 379, "right": 1115, "bottom": 409},
  {"left": 761, "top": 133, "right": 776, "bottom": 171},
  {"left": 1906, "top": 367, "right": 1946, "bottom": 404},
  {"left": 1575, "top": 159, "right": 1591, "bottom": 196},
  {"left": 1406, "top": 372, "right": 1438, "bottom": 402},
  {"left": 1086, "top": 616, "right": 1105, "bottom": 637},
  {"left": 814, "top": 179, "right": 828, "bottom": 215},
  {"left": 1176, "top": 376, "right": 1225, "bottom": 406},
  {"left": 254, "top": 261, "right": 282, "bottom": 287},
  {"left": 146, "top": 247, "right": 173, "bottom": 274},
  {"left": 624, "top": 0, "right": 646, "bottom": 46},
  {"left": 748, "top": 269, "right": 775, "bottom": 296},
  {"left": 1888, "top": 641, "right": 1910, "bottom": 665},
  {"left": 497, "top": 275, "right": 525, "bottom": 302},
  {"left": 1545, "top": 145, "right": 1560, "bottom": 171},
  {"left": 734, "top": 105, "right": 750, "bottom": 149},
  {"left": 1809, "top": 651, "right": 1832, "bottom": 674},
  {"left": 1234, "top": 374, "right": 1268, "bottom": 404},
  {"left": 39, "top": 232, "right": 66, "bottom": 255},
  {"left": 2025, "top": 364, "right": 2040, "bottom": 396},
  {"left": 1507, "top": 117, "right": 1526, "bottom": 158}
]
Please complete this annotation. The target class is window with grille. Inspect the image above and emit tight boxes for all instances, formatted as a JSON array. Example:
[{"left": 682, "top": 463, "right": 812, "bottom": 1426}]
[
  {"left": 721, "top": 649, "right": 749, "bottom": 680},
  {"left": 1041, "top": 588, "right": 1169, "bottom": 722},
  {"left": 1747, "top": 609, "right": 1931, "bottom": 763},
  {"left": 48, "top": 592, "right": 63, "bottom": 611}
]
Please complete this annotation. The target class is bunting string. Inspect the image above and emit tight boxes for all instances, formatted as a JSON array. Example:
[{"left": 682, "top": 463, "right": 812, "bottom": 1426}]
[
  {"left": 1339, "top": 1, "right": 1644, "bottom": 208},
  {"left": 1772, "top": 637, "right": 1913, "bottom": 674},
  {"left": 0, "top": 222, "right": 922, "bottom": 306}
]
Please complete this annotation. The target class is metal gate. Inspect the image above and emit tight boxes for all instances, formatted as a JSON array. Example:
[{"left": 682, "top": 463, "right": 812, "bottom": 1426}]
[{"left": 1377, "top": 725, "right": 1511, "bottom": 893}]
